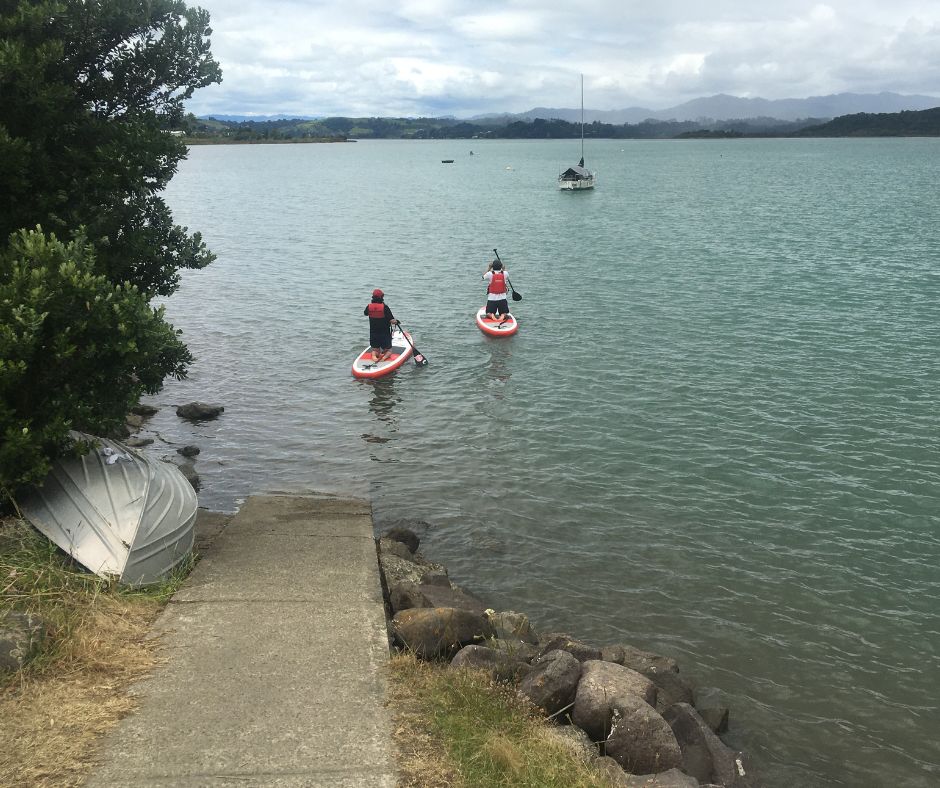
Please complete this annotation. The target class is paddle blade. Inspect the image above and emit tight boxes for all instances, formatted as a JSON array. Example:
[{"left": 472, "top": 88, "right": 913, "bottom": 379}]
[
  {"left": 511, "top": 291, "right": 523, "bottom": 301},
  {"left": 413, "top": 353, "right": 428, "bottom": 365}
]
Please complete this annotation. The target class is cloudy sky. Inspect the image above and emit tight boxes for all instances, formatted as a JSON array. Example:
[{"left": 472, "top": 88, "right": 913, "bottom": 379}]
[{"left": 186, "top": 0, "right": 940, "bottom": 117}]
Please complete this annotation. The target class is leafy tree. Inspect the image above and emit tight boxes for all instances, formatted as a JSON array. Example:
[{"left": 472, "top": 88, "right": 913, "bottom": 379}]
[
  {"left": 0, "top": 228, "right": 191, "bottom": 493},
  {"left": 0, "top": 0, "right": 220, "bottom": 497},
  {"left": 0, "top": 0, "right": 222, "bottom": 296}
]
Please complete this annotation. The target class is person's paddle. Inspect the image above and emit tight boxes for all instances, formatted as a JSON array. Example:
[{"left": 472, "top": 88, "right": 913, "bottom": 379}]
[
  {"left": 396, "top": 322, "right": 428, "bottom": 365},
  {"left": 492, "top": 248, "right": 522, "bottom": 301}
]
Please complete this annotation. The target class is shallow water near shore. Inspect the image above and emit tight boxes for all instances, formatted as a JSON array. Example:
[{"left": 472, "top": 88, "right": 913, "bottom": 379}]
[{"left": 141, "top": 138, "right": 940, "bottom": 787}]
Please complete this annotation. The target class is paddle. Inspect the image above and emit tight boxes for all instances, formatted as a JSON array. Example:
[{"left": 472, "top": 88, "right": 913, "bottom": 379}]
[
  {"left": 492, "top": 248, "right": 522, "bottom": 301},
  {"left": 396, "top": 323, "right": 429, "bottom": 365}
]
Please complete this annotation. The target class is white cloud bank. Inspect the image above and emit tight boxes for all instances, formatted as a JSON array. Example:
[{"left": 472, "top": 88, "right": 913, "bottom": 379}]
[{"left": 186, "top": 0, "right": 940, "bottom": 117}]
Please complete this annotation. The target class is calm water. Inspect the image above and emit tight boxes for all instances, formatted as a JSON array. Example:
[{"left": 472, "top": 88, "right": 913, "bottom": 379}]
[{"left": 143, "top": 138, "right": 940, "bottom": 787}]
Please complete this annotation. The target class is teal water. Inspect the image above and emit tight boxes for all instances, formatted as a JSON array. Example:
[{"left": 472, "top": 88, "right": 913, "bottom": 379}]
[{"left": 145, "top": 138, "right": 940, "bottom": 786}]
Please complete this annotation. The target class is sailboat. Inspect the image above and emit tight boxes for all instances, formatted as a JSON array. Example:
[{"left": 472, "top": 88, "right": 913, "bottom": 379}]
[{"left": 558, "top": 74, "right": 596, "bottom": 190}]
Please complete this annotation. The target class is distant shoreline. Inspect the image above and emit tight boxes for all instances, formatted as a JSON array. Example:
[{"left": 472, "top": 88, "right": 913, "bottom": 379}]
[{"left": 185, "top": 137, "right": 352, "bottom": 145}]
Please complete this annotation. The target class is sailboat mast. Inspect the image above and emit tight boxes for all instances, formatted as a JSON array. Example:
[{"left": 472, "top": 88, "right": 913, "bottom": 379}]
[{"left": 580, "top": 73, "right": 584, "bottom": 161}]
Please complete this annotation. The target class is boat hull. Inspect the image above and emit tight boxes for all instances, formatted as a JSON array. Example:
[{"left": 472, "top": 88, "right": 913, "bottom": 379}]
[
  {"left": 20, "top": 435, "right": 197, "bottom": 585},
  {"left": 559, "top": 177, "right": 596, "bottom": 190}
]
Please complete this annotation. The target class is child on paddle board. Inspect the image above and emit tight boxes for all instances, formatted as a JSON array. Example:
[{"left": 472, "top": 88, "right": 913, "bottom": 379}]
[
  {"left": 483, "top": 259, "right": 510, "bottom": 319},
  {"left": 364, "top": 289, "right": 399, "bottom": 361}
]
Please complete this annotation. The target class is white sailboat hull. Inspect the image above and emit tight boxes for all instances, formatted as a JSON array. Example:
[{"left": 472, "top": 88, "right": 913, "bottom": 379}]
[{"left": 559, "top": 176, "right": 596, "bottom": 190}]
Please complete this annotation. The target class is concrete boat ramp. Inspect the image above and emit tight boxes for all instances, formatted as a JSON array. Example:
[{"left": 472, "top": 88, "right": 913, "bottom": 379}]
[{"left": 87, "top": 494, "right": 397, "bottom": 787}]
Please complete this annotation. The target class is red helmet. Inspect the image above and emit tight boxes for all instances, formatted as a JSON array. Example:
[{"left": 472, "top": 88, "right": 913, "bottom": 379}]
[{"left": 372, "top": 288, "right": 384, "bottom": 297}]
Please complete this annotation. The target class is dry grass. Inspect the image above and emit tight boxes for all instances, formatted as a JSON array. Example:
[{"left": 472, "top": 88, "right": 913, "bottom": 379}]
[
  {"left": 0, "top": 516, "right": 183, "bottom": 788},
  {"left": 387, "top": 652, "right": 614, "bottom": 788}
]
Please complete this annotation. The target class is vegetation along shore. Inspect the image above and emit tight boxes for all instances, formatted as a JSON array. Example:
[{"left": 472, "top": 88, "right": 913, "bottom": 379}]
[{"left": 173, "top": 106, "right": 940, "bottom": 144}]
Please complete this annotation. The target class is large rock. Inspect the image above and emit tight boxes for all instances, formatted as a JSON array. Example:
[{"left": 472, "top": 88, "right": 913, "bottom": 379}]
[
  {"left": 663, "top": 703, "right": 754, "bottom": 787},
  {"left": 382, "top": 527, "right": 419, "bottom": 554},
  {"left": 595, "top": 758, "right": 701, "bottom": 787},
  {"left": 694, "top": 687, "right": 730, "bottom": 734},
  {"left": 604, "top": 643, "right": 680, "bottom": 675},
  {"left": 537, "top": 633, "right": 602, "bottom": 662},
  {"left": 379, "top": 537, "right": 414, "bottom": 561},
  {"left": 517, "top": 649, "right": 581, "bottom": 717},
  {"left": 604, "top": 699, "right": 683, "bottom": 775},
  {"left": 644, "top": 669, "right": 695, "bottom": 712},
  {"left": 176, "top": 401, "right": 224, "bottom": 421},
  {"left": 387, "top": 580, "right": 432, "bottom": 614},
  {"left": 487, "top": 610, "right": 538, "bottom": 644},
  {"left": 417, "top": 577, "right": 487, "bottom": 614},
  {"left": 450, "top": 644, "right": 530, "bottom": 683},
  {"left": 379, "top": 547, "right": 447, "bottom": 588},
  {"left": 131, "top": 404, "right": 159, "bottom": 417},
  {"left": 0, "top": 611, "right": 46, "bottom": 671},
  {"left": 173, "top": 460, "right": 200, "bottom": 492},
  {"left": 391, "top": 607, "right": 494, "bottom": 660},
  {"left": 541, "top": 724, "right": 598, "bottom": 764},
  {"left": 572, "top": 660, "right": 658, "bottom": 742},
  {"left": 484, "top": 636, "right": 538, "bottom": 663}
]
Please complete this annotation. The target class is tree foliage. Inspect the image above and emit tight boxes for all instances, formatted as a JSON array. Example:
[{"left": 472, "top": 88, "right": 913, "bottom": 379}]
[
  {"left": 0, "top": 228, "right": 191, "bottom": 492},
  {"left": 0, "top": 0, "right": 220, "bottom": 496},
  {"left": 0, "top": 0, "right": 222, "bottom": 296}
]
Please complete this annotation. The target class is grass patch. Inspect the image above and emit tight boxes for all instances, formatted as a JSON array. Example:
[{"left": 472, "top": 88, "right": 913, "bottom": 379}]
[
  {"left": 0, "top": 515, "right": 190, "bottom": 787},
  {"left": 388, "top": 652, "right": 612, "bottom": 788}
]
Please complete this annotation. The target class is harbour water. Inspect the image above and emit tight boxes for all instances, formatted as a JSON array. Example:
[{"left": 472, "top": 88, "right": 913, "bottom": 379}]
[{"left": 142, "top": 137, "right": 940, "bottom": 786}]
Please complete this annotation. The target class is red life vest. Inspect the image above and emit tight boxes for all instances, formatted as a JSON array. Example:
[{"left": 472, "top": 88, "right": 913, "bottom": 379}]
[
  {"left": 488, "top": 271, "right": 506, "bottom": 294},
  {"left": 367, "top": 301, "right": 386, "bottom": 319}
]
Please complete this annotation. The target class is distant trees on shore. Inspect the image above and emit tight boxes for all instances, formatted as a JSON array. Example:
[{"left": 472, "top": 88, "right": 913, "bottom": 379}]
[{"left": 180, "top": 106, "right": 940, "bottom": 143}]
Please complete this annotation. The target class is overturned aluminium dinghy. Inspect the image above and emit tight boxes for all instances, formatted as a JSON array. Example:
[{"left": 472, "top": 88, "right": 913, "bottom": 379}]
[{"left": 20, "top": 434, "right": 197, "bottom": 586}]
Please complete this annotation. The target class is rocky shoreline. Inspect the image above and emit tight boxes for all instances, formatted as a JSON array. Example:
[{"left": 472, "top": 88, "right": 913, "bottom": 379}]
[{"left": 376, "top": 522, "right": 757, "bottom": 788}]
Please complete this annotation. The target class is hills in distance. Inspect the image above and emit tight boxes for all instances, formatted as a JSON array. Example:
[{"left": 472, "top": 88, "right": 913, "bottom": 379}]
[
  {"left": 185, "top": 93, "right": 940, "bottom": 141},
  {"left": 203, "top": 92, "right": 939, "bottom": 125},
  {"left": 483, "top": 91, "right": 940, "bottom": 125}
]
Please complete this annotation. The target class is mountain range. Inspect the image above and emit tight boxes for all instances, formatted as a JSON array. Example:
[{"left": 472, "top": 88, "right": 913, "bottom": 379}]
[{"left": 472, "top": 92, "right": 940, "bottom": 125}]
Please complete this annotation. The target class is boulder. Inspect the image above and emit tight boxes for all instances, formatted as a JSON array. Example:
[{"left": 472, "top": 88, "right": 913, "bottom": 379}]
[
  {"left": 382, "top": 526, "right": 419, "bottom": 554},
  {"left": 0, "top": 611, "right": 46, "bottom": 671},
  {"left": 537, "top": 633, "right": 602, "bottom": 662},
  {"left": 130, "top": 404, "right": 159, "bottom": 417},
  {"left": 387, "top": 580, "right": 432, "bottom": 614},
  {"left": 392, "top": 607, "right": 494, "bottom": 660},
  {"left": 125, "top": 436, "right": 154, "bottom": 448},
  {"left": 595, "top": 758, "right": 701, "bottom": 787},
  {"left": 176, "top": 402, "right": 224, "bottom": 421},
  {"left": 420, "top": 571, "right": 451, "bottom": 587},
  {"left": 484, "top": 636, "right": 538, "bottom": 663},
  {"left": 644, "top": 669, "right": 695, "bottom": 712},
  {"left": 541, "top": 724, "right": 598, "bottom": 764},
  {"left": 517, "top": 649, "right": 581, "bottom": 717},
  {"left": 177, "top": 445, "right": 201, "bottom": 458},
  {"left": 663, "top": 703, "right": 753, "bottom": 787},
  {"left": 698, "top": 707, "right": 729, "bottom": 735},
  {"left": 125, "top": 413, "right": 145, "bottom": 430},
  {"left": 605, "top": 643, "right": 680, "bottom": 675},
  {"left": 572, "top": 660, "right": 658, "bottom": 743},
  {"left": 450, "top": 644, "right": 530, "bottom": 683},
  {"left": 693, "top": 687, "right": 730, "bottom": 734},
  {"left": 417, "top": 578, "right": 487, "bottom": 614},
  {"left": 379, "top": 548, "right": 447, "bottom": 587},
  {"left": 487, "top": 610, "right": 538, "bottom": 644},
  {"left": 379, "top": 537, "right": 414, "bottom": 561},
  {"left": 173, "top": 461, "right": 200, "bottom": 492},
  {"left": 604, "top": 700, "right": 683, "bottom": 775}
]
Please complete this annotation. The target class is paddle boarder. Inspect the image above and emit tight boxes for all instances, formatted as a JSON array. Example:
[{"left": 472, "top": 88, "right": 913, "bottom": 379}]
[
  {"left": 483, "top": 258, "right": 510, "bottom": 320},
  {"left": 364, "top": 289, "right": 399, "bottom": 362}
]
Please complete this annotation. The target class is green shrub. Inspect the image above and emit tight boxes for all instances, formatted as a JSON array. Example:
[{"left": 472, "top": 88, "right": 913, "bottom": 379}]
[{"left": 0, "top": 228, "right": 191, "bottom": 495}]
